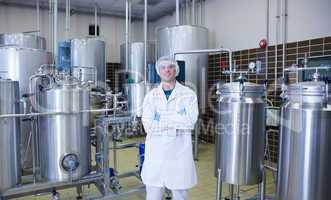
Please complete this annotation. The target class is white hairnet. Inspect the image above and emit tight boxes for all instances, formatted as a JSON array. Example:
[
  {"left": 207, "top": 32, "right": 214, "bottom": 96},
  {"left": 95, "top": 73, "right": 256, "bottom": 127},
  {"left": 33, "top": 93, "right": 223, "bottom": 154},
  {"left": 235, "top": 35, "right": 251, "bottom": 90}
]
[{"left": 155, "top": 56, "right": 180, "bottom": 77}]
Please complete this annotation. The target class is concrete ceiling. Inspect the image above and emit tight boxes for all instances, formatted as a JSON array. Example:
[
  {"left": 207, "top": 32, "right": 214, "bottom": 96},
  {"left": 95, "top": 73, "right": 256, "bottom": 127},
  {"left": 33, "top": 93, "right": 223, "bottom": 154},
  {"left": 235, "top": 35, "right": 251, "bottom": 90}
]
[{"left": 0, "top": 0, "right": 178, "bottom": 21}]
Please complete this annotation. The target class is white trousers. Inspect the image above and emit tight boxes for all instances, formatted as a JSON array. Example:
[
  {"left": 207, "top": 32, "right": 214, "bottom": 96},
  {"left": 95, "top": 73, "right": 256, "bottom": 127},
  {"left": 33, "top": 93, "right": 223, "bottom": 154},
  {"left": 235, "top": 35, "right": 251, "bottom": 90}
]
[{"left": 146, "top": 186, "right": 188, "bottom": 200}]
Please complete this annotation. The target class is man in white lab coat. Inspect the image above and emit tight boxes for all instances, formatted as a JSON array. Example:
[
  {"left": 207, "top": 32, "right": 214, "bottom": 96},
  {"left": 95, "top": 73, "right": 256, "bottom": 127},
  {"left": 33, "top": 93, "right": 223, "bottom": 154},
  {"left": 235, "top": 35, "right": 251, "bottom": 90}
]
[{"left": 141, "top": 56, "right": 199, "bottom": 200}]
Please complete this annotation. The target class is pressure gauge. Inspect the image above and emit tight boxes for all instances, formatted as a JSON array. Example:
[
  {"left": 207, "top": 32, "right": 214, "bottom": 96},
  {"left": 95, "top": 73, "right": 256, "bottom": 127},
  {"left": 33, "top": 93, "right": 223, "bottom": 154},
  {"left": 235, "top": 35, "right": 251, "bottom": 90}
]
[{"left": 249, "top": 62, "right": 256, "bottom": 70}]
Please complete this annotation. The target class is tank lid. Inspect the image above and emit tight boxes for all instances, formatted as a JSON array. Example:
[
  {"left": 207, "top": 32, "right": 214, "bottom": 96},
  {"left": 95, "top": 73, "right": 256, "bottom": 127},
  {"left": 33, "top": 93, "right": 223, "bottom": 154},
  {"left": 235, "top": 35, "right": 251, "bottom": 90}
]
[
  {"left": 285, "top": 81, "right": 327, "bottom": 96},
  {"left": 157, "top": 24, "right": 208, "bottom": 32},
  {"left": 219, "top": 82, "right": 265, "bottom": 95},
  {"left": 55, "top": 75, "right": 80, "bottom": 87},
  {"left": 0, "top": 33, "right": 46, "bottom": 50}
]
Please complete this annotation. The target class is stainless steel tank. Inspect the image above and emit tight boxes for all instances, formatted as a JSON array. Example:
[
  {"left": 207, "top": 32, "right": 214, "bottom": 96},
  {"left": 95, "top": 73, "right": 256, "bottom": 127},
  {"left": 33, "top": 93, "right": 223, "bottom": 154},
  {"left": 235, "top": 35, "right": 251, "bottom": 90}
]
[
  {"left": 157, "top": 25, "right": 208, "bottom": 113},
  {"left": 0, "top": 33, "right": 50, "bottom": 169},
  {"left": 124, "top": 83, "right": 157, "bottom": 118},
  {"left": 71, "top": 38, "right": 105, "bottom": 86},
  {"left": 0, "top": 79, "right": 21, "bottom": 192},
  {"left": 216, "top": 82, "right": 266, "bottom": 185},
  {"left": 0, "top": 33, "right": 46, "bottom": 49},
  {"left": 276, "top": 81, "right": 331, "bottom": 200},
  {"left": 38, "top": 77, "right": 91, "bottom": 181},
  {"left": 120, "top": 42, "right": 155, "bottom": 83},
  {"left": 72, "top": 66, "right": 97, "bottom": 84}
]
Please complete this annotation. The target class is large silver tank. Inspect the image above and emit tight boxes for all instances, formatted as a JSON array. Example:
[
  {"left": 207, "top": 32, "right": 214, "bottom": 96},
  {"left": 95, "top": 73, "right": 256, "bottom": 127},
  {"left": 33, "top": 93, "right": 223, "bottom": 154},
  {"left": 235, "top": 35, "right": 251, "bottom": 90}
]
[
  {"left": 276, "top": 81, "right": 331, "bottom": 200},
  {"left": 124, "top": 82, "right": 157, "bottom": 118},
  {"left": 38, "top": 77, "right": 91, "bottom": 181},
  {"left": 0, "top": 33, "right": 46, "bottom": 49},
  {"left": 157, "top": 25, "right": 208, "bottom": 113},
  {"left": 216, "top": 82, "right": 266, "bottom": 185},
  {"left": 0, "top": 79, "right": 21, "bottom": 192},
  {"left": 120, "top": 42, "right": 155, "bottom": 83},
  {"left": 0, "top": 33, "right": 50, "bottom": 169},
  {"left": 71, "top": 38, "right": 105, "bottom": 86}
]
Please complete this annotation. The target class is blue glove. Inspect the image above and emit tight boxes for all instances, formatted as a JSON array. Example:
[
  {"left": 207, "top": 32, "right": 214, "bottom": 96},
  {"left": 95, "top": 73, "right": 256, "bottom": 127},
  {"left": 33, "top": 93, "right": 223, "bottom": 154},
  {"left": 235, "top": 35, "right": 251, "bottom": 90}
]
[
  {"left": 177, "top": 107, "right": 187, "bottom": 116},
  {"left": 153, "top": 111, "right": 160, "bottom": 122}
]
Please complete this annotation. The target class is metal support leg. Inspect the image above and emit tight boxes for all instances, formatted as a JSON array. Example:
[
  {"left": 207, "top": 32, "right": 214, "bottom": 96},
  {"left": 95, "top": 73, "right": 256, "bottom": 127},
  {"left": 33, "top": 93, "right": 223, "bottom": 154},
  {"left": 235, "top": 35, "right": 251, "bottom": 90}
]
[
  {"left": 259, "top": 166, "right": 266, "bottom": 200},
  {"left": 216, "top": 168, "right": 222, "bottom": 200},
  {"left": 236, "top": 185, "right": 240, "bottom": 200},
  {"left": 52, "top": 190, "right": 60, "bottom": 200},
  {"left": 76, "top": 186, "right": 83, "bottom": 199},
  {"left": 229, "top": 185, "right": 234, "bottom": 200},
  {"left": 165, "top": 188, "right": 172, "bottom": 200},
  {"left": 102, "top": 120, "right": 110, "bottom": 196}
]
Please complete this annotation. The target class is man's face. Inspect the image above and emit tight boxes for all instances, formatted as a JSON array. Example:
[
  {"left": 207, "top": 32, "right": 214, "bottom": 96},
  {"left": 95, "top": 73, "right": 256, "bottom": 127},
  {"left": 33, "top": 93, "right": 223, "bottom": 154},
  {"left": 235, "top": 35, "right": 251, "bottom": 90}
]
[{"left": 159, "top": 61, "right": 177, "bottom": 82}]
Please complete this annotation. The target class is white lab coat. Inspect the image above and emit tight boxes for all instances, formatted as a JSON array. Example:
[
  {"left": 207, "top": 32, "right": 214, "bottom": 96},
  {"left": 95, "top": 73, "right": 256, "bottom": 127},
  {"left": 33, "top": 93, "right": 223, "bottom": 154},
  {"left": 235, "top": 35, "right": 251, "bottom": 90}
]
[{"left": 141, "top": 81, "right": 199, "bottom": 190}]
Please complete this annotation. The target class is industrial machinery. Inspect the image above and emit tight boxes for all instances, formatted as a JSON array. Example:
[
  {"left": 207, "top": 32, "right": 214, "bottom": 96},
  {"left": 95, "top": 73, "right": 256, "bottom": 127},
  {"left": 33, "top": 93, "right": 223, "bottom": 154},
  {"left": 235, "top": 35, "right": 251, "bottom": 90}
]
[
  {"left": 37, "top": 75, "right": 91, "bottom": 181},
  {"left": 0, "top": 79, "right": 21, "bottom": 193},
  {"left": 276, "top": 68, "right": 331, "bottom": 200},
  {"left": 0, "top": 0, "right": 148, "bottom": 198},
  {"left": 214, "top": 61, "right": 267, "bottom": 199},
  {"left": 71, "top": 37, "right": 106, "bottom": 87},
  {"left": 0, "top": 68, "right": 145, "bottom": 199},
  {"left": 216, "top": 81, "right": 266, "bottom": 185},
  {"left": 120, "top": 42, "right": 155, "bottom": 83},
  {"left": 0, "top": 33, "right": 50, "bottom": 170}
]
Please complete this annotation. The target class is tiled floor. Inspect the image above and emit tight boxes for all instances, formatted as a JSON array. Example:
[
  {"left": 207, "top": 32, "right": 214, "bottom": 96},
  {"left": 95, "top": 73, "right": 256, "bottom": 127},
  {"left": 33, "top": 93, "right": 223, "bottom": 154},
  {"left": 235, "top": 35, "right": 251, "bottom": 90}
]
[{"left": 16, "top": 137, "right": 276, "bottom": 200}]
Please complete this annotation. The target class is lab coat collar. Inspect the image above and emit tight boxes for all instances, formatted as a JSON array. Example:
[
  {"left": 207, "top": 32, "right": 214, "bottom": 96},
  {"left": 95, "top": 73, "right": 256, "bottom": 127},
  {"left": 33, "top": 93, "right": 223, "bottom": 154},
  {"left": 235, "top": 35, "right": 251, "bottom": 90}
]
[{"left": 157, "top": 81, "right": 183, "bottom": 103}]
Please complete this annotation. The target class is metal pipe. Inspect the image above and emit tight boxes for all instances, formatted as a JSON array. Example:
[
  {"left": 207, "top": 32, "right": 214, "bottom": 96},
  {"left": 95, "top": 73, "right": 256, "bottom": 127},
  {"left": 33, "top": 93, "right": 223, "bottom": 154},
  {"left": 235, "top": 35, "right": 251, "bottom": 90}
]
[
  {"left": 102, "top": 121, "right": 110, "bottom": 195},
  {"left": 36, "top": 0, "right": 40, "bottom": 36},
  {"left": 181, "top": 1, "right": 186, "bottom": 24},
  {"left": 176, "top": 0, "right": 180, "bottom": 25},
  {"left": 259, "top": 166, "right": 266, "bottom": 200},
  {"left": 125, "top": 0, "right": 129, "bottom": 72},
  {"left": 199, "top": 0, "right": 203, "bottom": 25},
  {"left": 173, "top": 48, "right": 233, "bottom": 82},
  {"left": 65, "top": 0, "right": 70, "bottom": 39},
  {"left": 275, "top": 0, "right": 281, "bottom": 99},
  {"left": 264, "top": 164, "right": 278, "bottom": 172},
  {"left": 94, "top": 3, "right": 98, "bottom": 37},
  {"left": 192, "top": 0, "right": 196, "bottom": 25},
  {"left": 186, "top": 0, "right": 190, "bottom": 25},
  {"left": 284, "top": 66, "right": 331, "bottom": 72},
  {"left": 53, "top": 0, "right": 58, "bottom": 66},
  {"left": 265, "top": 0, "right": 270, "bottom": 80},
  {"left": 282, "top": 0, "right": 287, "bottom": 79},
  {"left": 201, "top": 0, "right": 205, "bottom": 26},
  {"left": 49, "top": 0, "right": 53, "bottom": 55},
  {"left": 216, "top": 168, "right": 222, "bottom": 200},
  {"left": 0, "top": 108, "right": 119, "bottom": 119},
  {"left": 128, "top": 0, "right": 131, "bottom": 44},
  {"left": 144, "top": 0, "right": 148, "bottom": 83}
]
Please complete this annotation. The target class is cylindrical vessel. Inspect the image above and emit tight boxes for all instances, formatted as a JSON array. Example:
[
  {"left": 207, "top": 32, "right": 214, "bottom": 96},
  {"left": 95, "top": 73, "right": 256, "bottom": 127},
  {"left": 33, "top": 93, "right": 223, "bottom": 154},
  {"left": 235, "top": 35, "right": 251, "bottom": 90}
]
[
  {"left": 38, "top": 78, "right": 91, "bottom": 181},
  {"left": 0, "top": 79, "right": 21, "bottom": 192},
  {"left": 120, "top": 42, "right": 155, "bottom": 83},
  {"left": 216, "top": 82, "right": 266, "bottom": 185},
  {"left": 72, "top": 66, "right": 97, "bottom": 84},
  {"left": 124, "top": 83, "right": 157, "bottom": 118},
  {"left": 157, "top": 25, "right": 208, "bottom": 113},
  {"left": 0, "top": 33, "right": 46, "bottom": 50},
  {"left": 71, "top": 38, "right": 105, "bottom": 86},
  {"left": 0, "top": 33, "right": 50, "bottom": 170},
  {"left": 124, "top": 83, "right": 146, "bottom": 118},
  {"left": 276, "top": 81, "right": 331, "bottom": 200}
]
